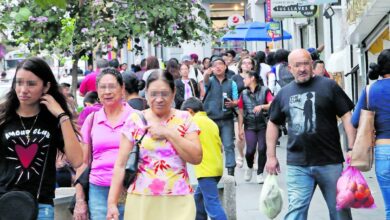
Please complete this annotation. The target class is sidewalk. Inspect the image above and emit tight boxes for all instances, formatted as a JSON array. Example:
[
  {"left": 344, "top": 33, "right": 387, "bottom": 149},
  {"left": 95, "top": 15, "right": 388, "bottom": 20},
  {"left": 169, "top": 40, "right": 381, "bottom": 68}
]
[{"left": 234, "top": 135, "right": 385, "bottom": 220}]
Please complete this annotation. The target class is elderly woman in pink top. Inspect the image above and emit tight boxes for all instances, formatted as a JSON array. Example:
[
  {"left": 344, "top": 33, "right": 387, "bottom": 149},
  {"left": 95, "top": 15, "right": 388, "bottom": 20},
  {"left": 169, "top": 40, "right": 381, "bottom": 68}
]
[
  {"left": 74, "top": 68, "right": 134, "bottom": 220},
  {"left": 107, "top": 69, "right": 202, "bottom": 220}
]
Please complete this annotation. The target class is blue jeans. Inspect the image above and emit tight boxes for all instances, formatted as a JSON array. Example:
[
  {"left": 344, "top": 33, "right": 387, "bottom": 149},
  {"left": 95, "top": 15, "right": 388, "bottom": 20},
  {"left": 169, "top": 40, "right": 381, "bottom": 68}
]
[
  {"left": 285, "top": 164, "right": 352, "bottom": 220},
  {"left": 375, "top": 144, "right": 390, "bottom": 220},
  {"left": 194, "top": 177, "right": 227, "bottom": 220},
  {"left": 89, "top": 183, "right": 124, "bottom": 220},
  {"left": 37, "top": 204, "right": 54, "bottom": 219},
  {"left": 215, "top": 119, "right": 236, "bottom": 168}
]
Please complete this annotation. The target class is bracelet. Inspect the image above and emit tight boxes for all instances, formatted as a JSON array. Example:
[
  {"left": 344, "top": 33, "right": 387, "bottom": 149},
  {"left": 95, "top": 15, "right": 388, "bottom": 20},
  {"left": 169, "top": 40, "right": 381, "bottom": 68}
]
[
  {"left": 347, "top": 148, "right": 353, "bottom": 152},
  {"left": 59, "top": 116, "right": 70, "bottom": 125},
  {"left": 57, "top": 112, "right": 68, "bottom": 120}
]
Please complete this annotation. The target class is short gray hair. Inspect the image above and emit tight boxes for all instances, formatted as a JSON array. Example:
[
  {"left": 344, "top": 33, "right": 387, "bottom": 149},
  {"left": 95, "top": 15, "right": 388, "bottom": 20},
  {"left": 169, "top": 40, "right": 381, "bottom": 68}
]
[{"left": 96, "top": 59, "right": 109, "bottom": 69}]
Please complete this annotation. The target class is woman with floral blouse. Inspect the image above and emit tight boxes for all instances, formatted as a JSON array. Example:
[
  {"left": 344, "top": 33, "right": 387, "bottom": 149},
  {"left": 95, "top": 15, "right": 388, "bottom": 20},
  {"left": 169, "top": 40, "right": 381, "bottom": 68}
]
[{"left": 107, "top": 69, "right": 202, "bottom": 220}]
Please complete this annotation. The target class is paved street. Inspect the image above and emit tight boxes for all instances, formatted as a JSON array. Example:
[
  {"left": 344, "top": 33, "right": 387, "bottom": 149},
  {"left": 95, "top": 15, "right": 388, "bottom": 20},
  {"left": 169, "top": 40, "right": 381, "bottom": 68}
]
[{"left": 234, "top": 135, "right": 385, "bottom": 220}]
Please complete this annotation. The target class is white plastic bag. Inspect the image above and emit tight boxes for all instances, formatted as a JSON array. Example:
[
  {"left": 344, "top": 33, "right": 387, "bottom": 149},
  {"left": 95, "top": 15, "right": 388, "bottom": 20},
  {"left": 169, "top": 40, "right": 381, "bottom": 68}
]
[{"left": 259, "top": 174, "right": 283, "bottom": 219}]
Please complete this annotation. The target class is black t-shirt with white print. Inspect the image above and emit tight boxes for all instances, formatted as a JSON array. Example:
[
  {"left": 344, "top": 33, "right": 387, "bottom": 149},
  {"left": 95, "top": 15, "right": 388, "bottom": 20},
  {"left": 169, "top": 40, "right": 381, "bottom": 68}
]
[
  {"left": 269, "top": 76, "right": 354, "bottom": 166},
  {"left": 0, "top": 110, "right": 63, "bottom": 204}
]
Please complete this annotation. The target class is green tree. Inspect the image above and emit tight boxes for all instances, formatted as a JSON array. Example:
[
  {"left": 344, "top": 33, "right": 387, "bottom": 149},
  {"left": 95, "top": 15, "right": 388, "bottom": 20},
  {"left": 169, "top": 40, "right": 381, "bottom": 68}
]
[{"left": 0, "top": 0, "right": 213, "bottom": 96}]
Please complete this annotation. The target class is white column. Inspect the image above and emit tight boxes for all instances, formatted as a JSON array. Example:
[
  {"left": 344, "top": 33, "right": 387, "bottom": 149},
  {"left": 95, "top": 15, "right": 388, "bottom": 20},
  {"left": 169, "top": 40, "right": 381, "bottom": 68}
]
[{"left": 249, "top": 0, "right": 266, "bottom": 52}]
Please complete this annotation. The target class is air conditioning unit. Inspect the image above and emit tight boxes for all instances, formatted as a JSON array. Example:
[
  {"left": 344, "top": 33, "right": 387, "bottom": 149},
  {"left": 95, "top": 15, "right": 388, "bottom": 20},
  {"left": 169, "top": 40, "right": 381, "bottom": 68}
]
[{"left": 294, "top": 18, "right": 308, "bottom": 26}]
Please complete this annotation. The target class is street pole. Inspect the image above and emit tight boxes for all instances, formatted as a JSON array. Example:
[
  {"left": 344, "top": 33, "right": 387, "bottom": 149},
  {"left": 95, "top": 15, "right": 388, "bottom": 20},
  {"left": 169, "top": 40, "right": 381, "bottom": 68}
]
[{"left": 281, "top": 20, "right": 284, "bottom": 49}]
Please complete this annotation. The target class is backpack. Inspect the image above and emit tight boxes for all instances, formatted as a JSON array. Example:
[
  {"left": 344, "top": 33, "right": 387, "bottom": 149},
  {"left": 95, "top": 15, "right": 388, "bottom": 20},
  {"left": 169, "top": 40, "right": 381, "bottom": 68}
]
[{"left": 275, "top": 63, "right": 294, "bottom": 88}]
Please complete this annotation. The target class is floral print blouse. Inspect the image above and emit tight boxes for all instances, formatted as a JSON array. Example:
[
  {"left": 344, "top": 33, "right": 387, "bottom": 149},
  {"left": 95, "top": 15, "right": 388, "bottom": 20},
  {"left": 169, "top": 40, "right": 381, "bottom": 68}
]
[{"left": 122, "top": 110, "right": 200, "bottom": 196}]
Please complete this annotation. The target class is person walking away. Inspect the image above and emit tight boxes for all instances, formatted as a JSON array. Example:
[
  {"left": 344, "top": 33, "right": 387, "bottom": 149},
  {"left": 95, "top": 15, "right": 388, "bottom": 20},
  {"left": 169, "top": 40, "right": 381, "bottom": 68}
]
[
  {"left": 254, "top": 51, "right": 272, "bottom": 87},
  {"left": 238, "top": 70, "right": 273, "bottom": 184},
  {"left": 79, "top": 59, "right": 109, "bottom": 96},
  {"left": 106, "top": 69, "right": 202, "bottom": 220},
  {"left": 351, "top": 49, "right": 390, "bottom": 219},
  {"left": 73, "top": 68, "right": 134, "bottom": 220},
  {"left": 265, "top": 49, "right": 356, "bottom": 220},
  {"left": 181, "top": 97, "right": 227, "bottom": 220},
  {"left": 203, "top": 57, "right": 238, "bottom": 176},
  {"left": 123, "top": 73, "right": 148, "bottom": 110},
  {"left": 0, "top": 57, "right": 83, "bottom": 218},
  {"left": 268, "top": 49, "right": 293, "bottom": 95},
  {"left": 182, "top": 54, "right": 206, "bottom": 98}
]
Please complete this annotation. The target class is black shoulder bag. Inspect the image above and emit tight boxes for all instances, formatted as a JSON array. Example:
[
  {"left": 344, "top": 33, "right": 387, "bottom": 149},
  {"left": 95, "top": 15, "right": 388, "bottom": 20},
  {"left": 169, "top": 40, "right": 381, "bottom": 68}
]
[
  {"left": 123, "top": 112, "right": 148, "bottom": 189},
  {"left": 0, "top": 139, "right": 50, "bottom": 220}
]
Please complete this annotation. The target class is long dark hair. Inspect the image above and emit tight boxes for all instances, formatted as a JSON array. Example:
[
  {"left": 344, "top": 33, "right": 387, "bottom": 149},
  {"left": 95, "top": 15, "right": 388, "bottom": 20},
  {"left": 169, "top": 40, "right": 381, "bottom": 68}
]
[
  {"left": 245, "top": 70, "right": 262, "bottom": 86},
  {"left": 237, "top": 56, "right": 256, "bottom": 73},
  {"left": 368, "top": 49, "right": 390, "bottom": 80},
  {"left": 123, "top": 72, "right": 145, "bottom": 94},
  {"left": 0, "top": 57, "right": 75, "bottom": 129}
]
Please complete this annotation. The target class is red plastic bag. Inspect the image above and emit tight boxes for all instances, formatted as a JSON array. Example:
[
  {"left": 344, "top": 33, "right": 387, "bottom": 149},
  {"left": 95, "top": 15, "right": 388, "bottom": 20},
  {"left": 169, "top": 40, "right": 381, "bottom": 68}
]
[{"left": 336, "top": 163, "right": 376, "bottom": 210}]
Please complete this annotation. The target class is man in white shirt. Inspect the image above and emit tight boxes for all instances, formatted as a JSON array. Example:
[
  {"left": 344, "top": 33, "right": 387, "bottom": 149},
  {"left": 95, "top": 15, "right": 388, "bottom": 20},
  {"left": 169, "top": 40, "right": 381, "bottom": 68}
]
[
  {"left": 222, "top": 50, "right": 238, "bottom": 75},
  {"left": 182, "top": 54, "right": 205, "bottom": 98}
]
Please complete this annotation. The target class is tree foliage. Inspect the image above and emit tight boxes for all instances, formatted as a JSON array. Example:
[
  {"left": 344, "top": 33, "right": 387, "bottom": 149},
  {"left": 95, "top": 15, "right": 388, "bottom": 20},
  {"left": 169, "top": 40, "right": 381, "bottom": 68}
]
[
  {"left": 0, "top": 0, "right": 213, "bottom": 95},
  {"left": 0, "top": 0, "right": 213, "bottom": 56}
]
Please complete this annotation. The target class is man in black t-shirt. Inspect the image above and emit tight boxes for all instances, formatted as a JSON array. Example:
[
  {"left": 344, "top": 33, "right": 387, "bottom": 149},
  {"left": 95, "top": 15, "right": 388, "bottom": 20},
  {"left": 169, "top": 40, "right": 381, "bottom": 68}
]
[{"left": 265, "top": 49, "right": 356, "bottom": 220}]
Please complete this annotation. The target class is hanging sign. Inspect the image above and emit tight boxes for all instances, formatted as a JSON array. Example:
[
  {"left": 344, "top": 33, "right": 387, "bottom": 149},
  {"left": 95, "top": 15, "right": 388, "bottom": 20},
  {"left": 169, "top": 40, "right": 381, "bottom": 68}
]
[
  {"left": 265, "top": 0, "right": 272, "bottom": 22},
  {"left": 270, "top": 0, "right": 319, "bottom": 18},
  {"left": 227, "top": 14, "right": 245, "bottom": 27},
  {"left": 266, "top": 22, "right": 282, "bottom": 38}
]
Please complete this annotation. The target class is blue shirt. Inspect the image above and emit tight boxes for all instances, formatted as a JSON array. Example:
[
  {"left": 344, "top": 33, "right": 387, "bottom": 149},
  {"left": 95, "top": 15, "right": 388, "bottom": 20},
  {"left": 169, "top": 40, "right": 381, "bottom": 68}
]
[{"left": 351, "top": 79, "right": 390, "bottom": 139}]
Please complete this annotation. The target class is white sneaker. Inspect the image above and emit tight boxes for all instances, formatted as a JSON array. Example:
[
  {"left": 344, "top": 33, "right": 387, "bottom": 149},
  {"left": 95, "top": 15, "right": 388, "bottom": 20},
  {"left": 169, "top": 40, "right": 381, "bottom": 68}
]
[
  {"left": 256, "top": 173, "right": 264, "bottom": 184},
  {"left": 244, "top": 168, "right": 253, "bottom": 182}
]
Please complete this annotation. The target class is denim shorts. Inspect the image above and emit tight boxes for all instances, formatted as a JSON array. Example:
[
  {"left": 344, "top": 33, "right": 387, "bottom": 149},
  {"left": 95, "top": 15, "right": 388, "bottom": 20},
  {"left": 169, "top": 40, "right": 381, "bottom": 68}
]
[{"left": 38, "top": 204, "right": 54, "bottom": 219}]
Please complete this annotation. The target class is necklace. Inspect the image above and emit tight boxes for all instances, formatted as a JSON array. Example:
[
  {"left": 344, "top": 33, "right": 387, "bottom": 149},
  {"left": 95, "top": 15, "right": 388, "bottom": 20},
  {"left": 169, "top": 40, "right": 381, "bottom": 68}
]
[{"left": 19, "top": 114, "right": 39, "bottom": 143}]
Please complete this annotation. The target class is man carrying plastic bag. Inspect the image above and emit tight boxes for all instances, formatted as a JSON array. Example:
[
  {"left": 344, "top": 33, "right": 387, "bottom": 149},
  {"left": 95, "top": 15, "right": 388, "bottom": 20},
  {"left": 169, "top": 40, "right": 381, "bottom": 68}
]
[
  {"left": 259, "top": 175, "right": 283, "bottom": 219},
  {"left": 265, "top": 49, "right": 356, "bottom": 220}
]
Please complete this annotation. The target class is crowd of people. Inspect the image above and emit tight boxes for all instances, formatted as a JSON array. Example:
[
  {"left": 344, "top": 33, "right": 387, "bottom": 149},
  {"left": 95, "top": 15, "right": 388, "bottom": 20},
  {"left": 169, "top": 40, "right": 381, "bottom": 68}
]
[{"left": 0, "top": 47, "right": 389, "bottom": 220}]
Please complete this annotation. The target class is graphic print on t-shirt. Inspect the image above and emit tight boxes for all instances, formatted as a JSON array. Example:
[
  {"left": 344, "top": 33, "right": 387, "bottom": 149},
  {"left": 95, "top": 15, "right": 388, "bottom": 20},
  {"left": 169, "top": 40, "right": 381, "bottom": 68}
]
[
  {"left": 4, "top": 128, "right": 50, "bottom": 184},
  {"left": 289, "top": 92, "right": 316, "bottom": 135}
]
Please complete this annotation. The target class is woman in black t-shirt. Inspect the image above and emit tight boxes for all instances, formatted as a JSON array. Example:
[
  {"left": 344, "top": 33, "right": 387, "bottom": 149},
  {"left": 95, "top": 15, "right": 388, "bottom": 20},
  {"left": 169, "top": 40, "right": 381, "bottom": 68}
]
[{"left": 0, "top": 57, "right": 83, "bottom": 218}]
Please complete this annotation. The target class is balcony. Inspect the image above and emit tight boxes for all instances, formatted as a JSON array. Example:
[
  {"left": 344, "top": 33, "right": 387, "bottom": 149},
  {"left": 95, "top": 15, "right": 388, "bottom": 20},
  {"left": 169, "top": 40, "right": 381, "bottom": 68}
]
[{"left": 347, "top": 0, "right": 389, "bottom": 44}]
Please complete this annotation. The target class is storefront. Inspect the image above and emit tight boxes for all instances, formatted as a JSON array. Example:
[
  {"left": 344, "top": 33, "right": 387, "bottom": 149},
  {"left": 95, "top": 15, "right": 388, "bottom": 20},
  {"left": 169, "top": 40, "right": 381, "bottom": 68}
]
[{"left": 346, "top": 0, "right": 389, "bottom": 102}]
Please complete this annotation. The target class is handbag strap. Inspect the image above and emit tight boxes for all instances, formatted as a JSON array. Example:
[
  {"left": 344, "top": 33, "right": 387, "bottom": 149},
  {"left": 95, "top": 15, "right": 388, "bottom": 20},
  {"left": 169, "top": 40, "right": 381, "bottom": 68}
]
[
  {"left": 36, "top": 142, "right": 50, "bottom": 200},
  {"left": 88, "top": 112, "right": 96, "bottom": 165},
  {"left": 189, "top": 79, "right": 196, "bottom": 98},
  {"left": 366, "top": 85, "right": 371, "bottom": 110},
  {"left": 135, "top": 112, "right": 148, "bottom": 145}
]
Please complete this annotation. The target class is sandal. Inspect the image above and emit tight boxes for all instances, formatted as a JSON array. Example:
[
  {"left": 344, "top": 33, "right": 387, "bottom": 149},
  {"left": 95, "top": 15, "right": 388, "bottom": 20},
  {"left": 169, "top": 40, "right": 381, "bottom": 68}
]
[{"left": 236, "top": 156, "right": 243, "bottom": 168}]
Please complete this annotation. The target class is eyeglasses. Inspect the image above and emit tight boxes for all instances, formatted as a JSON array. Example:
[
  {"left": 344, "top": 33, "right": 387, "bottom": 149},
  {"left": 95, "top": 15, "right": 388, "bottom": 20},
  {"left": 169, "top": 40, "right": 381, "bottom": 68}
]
[
  {"left": 293, "top": 61, "right": 311, "bottom": 68},
  {"left": 98, "top": 83, "right": 119, "bottom": 91},
  {"left": 148, "top": 91, "right": 171, "bottom": 99}
]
